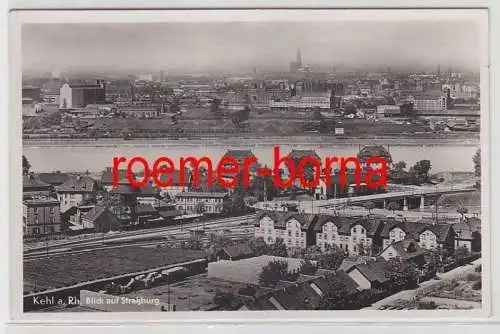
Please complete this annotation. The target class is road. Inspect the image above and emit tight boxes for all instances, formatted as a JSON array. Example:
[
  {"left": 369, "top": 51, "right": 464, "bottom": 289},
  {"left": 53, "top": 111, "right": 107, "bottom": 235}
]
[
  {"left": 24, "top": 214, "right": 256, "bottom": 258},
  {"left": 253, "top": 184, "right": 476, "bottom": 220}
]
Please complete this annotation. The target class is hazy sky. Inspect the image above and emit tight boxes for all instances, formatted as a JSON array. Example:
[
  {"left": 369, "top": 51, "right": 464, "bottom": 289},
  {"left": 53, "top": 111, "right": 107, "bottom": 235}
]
[{"left": 22, "top": 21, "right": 481, "bottom": 73}]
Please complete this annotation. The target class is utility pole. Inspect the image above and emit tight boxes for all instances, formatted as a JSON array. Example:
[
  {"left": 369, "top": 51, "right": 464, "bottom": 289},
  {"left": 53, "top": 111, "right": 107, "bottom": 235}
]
[
  {"left": 167, "top": 272, "right": 171, "bottom": 311},
  {"left": 434, "top": 185, "right": 438, "bottom": 225},
  {"left": 263, "top": 179, "right": 267, "bottom": 203}
]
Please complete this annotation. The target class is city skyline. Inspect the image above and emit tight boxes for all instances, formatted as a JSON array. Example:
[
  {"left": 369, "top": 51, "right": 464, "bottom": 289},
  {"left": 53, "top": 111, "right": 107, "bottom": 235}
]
[{"left": 22, "top": 20, "right": 481, "bottom": 74}]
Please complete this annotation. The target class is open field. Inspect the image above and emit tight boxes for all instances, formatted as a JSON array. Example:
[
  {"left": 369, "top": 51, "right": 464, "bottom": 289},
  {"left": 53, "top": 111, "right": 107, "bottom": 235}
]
[
  {"left": 124, "top": 273, "right": 249, "bottom": 311},
  {"left": 23, "top": 246, "right": 204, "bottom": 294}
]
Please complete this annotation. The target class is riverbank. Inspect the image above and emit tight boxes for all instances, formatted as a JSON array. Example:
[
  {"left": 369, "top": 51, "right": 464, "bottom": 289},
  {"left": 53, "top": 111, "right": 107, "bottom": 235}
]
[{"left": 23, "top": 135, "right": 480, "bottom": 148}]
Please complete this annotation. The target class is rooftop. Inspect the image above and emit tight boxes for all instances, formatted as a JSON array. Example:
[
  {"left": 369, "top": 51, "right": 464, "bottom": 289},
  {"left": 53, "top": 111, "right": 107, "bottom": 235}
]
[
  {"left": 56, "top": 175, "right": 97, "bottom": 193},
  {"left": 23, "top": 174, "right": 51, "bottom": 190},
  {"left": 287, "top": 149, "right": 320, "bottom": 161},
  {"left": 176, "top": 192, "right": 229, "bottom": 198},
  {"left": 23, "top": 198, "right": 60, "bottom": 206},
  {"left": 347, "top": 260, "right": 392, "bottom": 284},
  {"left": 37, "top": 172, "right": 71, "bottom": 186}
]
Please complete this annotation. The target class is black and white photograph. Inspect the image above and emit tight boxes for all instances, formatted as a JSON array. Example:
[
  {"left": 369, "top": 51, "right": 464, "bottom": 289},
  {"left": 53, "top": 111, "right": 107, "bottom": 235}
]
[{"left": 14, "top": 9, "right": 488, "bottom": 314}]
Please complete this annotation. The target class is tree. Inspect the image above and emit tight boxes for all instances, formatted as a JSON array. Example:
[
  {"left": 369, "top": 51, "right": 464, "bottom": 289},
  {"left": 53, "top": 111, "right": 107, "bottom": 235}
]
[
  {"left": 269, "top": 238, "right": 288, "bottom": 257},
  {"left": 22, "top": 155, "right": 31, "bottom": 175},
  {"left": 248, "top": 237, "right": 269, "bottom": 256},
  {"left": 454, "top": 246, "right": 470, "bottom": 264},
  {"left": 302, "top": 245, "right": 323, "bottom": 260},
  {"left": 344, "top": 103, "right": 357, "bottom": 115},
  {"left": 457, "top": 206, "right": 469, "bottom": 220},
  {"left": 213, "top": 290, "right": 236, "bottom": 309},
  {"left": 231, "top": 107, "right": 250, "bottom": 127},
  {"left": 356, "top": 242, "right": 367, "bottom": 256},
  {"left": 364, "top": 201, "right": 376, "bottom": 214},
  {"left": 317, "top": 247, "right": 345, "bottom": 271},
  {"left": 244, "top": 196, "right": 258, "bottom": 207},
  {"left": 410, "top": 160, "right": 432, "bottom": 184},
  {"left": 184, "top": 235, "right": 202, "bottom": 250},
  {"left": 299, "top": 259, "right": 317, "bottom": 275},
  {"left": 317, "top": 279, "right": 353, "bottom": 310},
  {"left": 388, "top": 258, "right": 419, "bottom": 291},
  {"left": 473, "top": 149, "right": 481, "bottom": 189},
  {"left": 425, "top": 249, "right": 443, "bottom": 277},
  {"left": 371, "top": 244, "right": 382, "bottom": 256},
  {"left": 205, "top": 233, "right": 232, "bottom": 261},
  {"left": 209, "top": 98, "right": 223, "bottom": 117},
  {"left": 390, "top": 161, "right": 407, "bottom": 179},
  {"left": 259, "top": 260, "right": 289, "bottom": 287},
  {"left": 387, "top": 202, "right": 400, "bottom": 213},
  {"left": 251, "top": 173, "right": 277, "bottom": 201},
  {"left": 312, "top": 108, "right": 323, "bottom": 120}
]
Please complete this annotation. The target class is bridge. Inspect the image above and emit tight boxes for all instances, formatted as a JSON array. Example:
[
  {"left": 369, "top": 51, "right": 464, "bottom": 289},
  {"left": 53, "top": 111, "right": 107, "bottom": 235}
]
[{"left": 253, "top": 184, "right": 476, "bottom": 219}]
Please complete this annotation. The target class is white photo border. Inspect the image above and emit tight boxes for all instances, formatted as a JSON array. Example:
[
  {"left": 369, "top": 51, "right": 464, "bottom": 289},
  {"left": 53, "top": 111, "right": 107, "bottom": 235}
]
[{"left": 6, "top": 1, "right": 499, "bottom": 330}]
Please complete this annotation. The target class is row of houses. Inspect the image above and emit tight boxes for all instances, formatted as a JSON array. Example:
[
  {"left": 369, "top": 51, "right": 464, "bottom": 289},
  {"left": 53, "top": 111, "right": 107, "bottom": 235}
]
[
  {"left": 22, "top": 167, "right": 232, "bottom": 237},
  {"left": 22, "top": 172, "right": 175, "bottom": 237},
  {"left": 254, "top": 211, "right": 481, "bottom": 255}
]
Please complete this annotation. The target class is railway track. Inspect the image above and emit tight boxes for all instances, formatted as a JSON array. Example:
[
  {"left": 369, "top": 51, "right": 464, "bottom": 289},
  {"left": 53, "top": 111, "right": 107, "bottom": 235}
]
[{"left": 24, "top": 215, "right": 255, "bottom": 260}]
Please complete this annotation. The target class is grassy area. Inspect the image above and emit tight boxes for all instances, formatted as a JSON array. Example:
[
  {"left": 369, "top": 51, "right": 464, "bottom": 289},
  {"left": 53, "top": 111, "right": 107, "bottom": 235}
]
[
  {"left": 438, "top": 190, "right": 481, "bottom": 208},
  {"left": 381, "top": 298, "right": 476, "bottom": 310},
  {"left": 428, "top": 273, "right": 481, "bottom": 302},
  {"left": 23, "top": 246, "right": 204, "bottom": 294}
]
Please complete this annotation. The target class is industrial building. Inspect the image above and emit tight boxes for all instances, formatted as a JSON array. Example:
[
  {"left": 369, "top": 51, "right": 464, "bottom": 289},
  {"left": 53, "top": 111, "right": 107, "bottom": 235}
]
[{"left": 59, "top": 80, "right": 106, "bottom": 109}]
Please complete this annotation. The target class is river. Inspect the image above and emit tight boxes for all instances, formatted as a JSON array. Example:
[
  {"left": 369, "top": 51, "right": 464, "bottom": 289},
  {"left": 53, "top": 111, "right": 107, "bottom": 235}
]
[{"left": 23, "top": 138, "right": 480, "bottom": 173}]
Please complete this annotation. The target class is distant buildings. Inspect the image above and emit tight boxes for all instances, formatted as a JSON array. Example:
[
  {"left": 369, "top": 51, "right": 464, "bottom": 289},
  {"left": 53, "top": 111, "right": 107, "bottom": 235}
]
[
  {"left": 270, "top": 91, "right": 331, "bottom": 111},
  {"left": 59, "top": 80, "right": 106, "bottom": 109},
  {"left": 442, "top": 83, "right": 479, "bottom": 100},
  {"left": 136, "top": 74, "right": 154, "bottom": 82},
  {"left": 376, "top": 105, "right": 401, "bottom": 118},
  {"left": 118, "top": 105, "right": 161, "bottom": 118},
  {"left": 22, "top": 86, "right": 42, "bottom": 102}
]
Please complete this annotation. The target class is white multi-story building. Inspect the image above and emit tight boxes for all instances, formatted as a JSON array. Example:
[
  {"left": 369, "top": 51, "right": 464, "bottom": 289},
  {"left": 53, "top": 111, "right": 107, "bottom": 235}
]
[
  {"left": 55, "top": 175, "right": 97, "bottom": 213},
  {"left": 413, "top": 96, "right": 447, "bottom": 111},
  {"left": 314, "top": 216, "right": 381, "bottom": 255},
  {"left": 175, "top": 192, "right": 229, "bottom": 214},
  {"left": 380, "top": 220, "right": 455, "bottom": 254},
  {"left": 59, "top": 80, "right": 106, "bottom": 109},
  {"left": 269, "top": 92, "right": 331, "bottom": 111},
  {"left": 254, "top": 211, "right": 317, "bottom": 249},
  {"left": 23, "top": 198, "right": 61, "bottom": 236}
]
